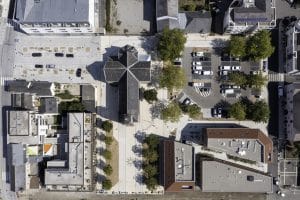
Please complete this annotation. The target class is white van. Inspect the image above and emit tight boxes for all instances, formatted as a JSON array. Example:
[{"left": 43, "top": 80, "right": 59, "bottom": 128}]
[
  {"left": 200, "top": 71, "right": 213, "bottom": 75},
  {"left": 193, "top": 66, "right": 203, "bottom": 70},
  {"left": 221, "top": 89, "right": 234, "bottom": 94},
  {"left": 220, "top": 66, "right": 231, "bottom": 70}
]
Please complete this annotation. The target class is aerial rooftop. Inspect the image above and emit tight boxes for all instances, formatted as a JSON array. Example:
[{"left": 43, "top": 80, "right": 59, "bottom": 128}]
[
  {"left": 15, "top": 0, "right": 90, "bottom": 23},
  {"left": 204, "top": 128, "right": 273, "bottom": 163},
  {"left": 201, "top": 160, "right": 273, "bottom": 193},
  {"left": 160, "top": 140, "right": 195, "bottom": 192}
]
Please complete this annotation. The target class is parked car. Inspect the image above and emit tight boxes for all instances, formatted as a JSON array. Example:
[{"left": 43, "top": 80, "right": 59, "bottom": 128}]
[
  {"left": 182, "top": 98, "right": 191, "bottom": 105},
  {"left": 32, "top": 52, "right": 42, "bottom": 57},
  {"left": 212, "top": 108, "right": 222, "bottom": 118},
  {"left": 192, "top": 51, "right": 204, "bottom": 57},
  {"left": 34, "top": 64, "right": 43, "bottom": 68},
  {"left": 219, "top": 70, "right": 229, "bottom": 76},
  {"left": 76, "top": 68, "right": 82, "bottom": 77},
  {"left": 200, "top": 71, "right": 213, "bottom": 75},
  {"left": 231, "top": 66, "right": 241, "bottom": 71},
  {"left": 250, "top": 70, "right": 259, "bottom": 75},
  {"left": 192, "top": 61, "right": 202, "bottom": 66},
  {"left": 192, "top": 82, "right": 204, "bottom": 87},
  {"left": 46, "top": 64, "right": 55, "bottom": 68},
  {"left": 192, "top": 70, "right": 201, "bottom": 74},
  {"left": 192, "top": 66, "right": 203, "bottom": 70},
  {"left": 173, "top": 57, "right": 182, "bottom": 66},
  {"left": 66, "top": 53, "right": 74, "bottom": 58},
  {"left": 217, "top": 108, "right": 222, "bottom": 118},
  {"left": 221, "top": 89, "right": 235, "bottom": 94},
  {"left": 220, "top": 66, "right": 231, "bottom": 70},
  {"left": 55, "top": 53, "right": 64, "bottom": 57}
]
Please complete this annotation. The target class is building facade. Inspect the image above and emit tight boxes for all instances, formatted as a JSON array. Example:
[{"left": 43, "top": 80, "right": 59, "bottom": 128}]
[{"left": 285, "top": 20, "right": 300, "bottom": 74}]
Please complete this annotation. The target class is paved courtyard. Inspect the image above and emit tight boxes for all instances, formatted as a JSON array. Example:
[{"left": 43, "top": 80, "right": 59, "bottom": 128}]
[{"left": 110, "top": 0, "right": 156, "bottom": 35}]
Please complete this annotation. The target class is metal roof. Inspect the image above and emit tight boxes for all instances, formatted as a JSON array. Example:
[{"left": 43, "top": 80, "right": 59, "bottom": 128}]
[
  {"left": 15, "top": 0, "right": 89, "bottom": 23},
  {"left": 104, "top": 45, "right": 151, "bottom": 124}
]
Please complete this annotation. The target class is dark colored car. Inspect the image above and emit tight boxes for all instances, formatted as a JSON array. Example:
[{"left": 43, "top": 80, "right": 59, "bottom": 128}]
[
  {"left": 66, "top": 54, "right": 74, "bottom": 58},
  {"left": 76, "top": 68, "right": 82, "bottom": 77},
  {"left": 34, "top": 64, "right": 43, "bottom": 68},
  {"left": 55, "top": 53, "right": 64, "bottom": 57},
  {"left": 32, "top": 53, "right": 42, "bottom": 57}
]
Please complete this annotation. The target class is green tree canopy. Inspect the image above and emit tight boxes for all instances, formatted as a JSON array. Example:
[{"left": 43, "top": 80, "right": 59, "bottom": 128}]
[
  {"left": 102, "top": 150, "right": 112, "bottom": 160},
  {"left": 161, "top": 102, "right": 182, "bottom": 122},
  {"left": 229, "top": 102, "right": 246, "bottom": 121},
  {"left": 228, "top": 72, "right": 248, "bottom": 86},
  {"left": 104, "top": 136, "right": 113, "bottom": 145},
  {"left": 101, "top": 120, "right": 113, "bottom": 132},
  {"left": 247, "top": 73, "right": 267, "bottom": 89},
  {"left": 143, "top": 165, "right": 157, "bottom": 178},
  {"left": 181, "top": 104, "right": 201, "bottom": 119},
  {"left": 144, "top": 134, "right": 160, "bottom": 149},
  {"left": 160, "top": 64, "right": 187, "bottom": 92},
  {"left": 246, "top": 30, "right": 275, "bottom": 61},
  {"left": 143, "top": 149, "right": 158, "bottom": 163},
  {"left": 103, "top": 164, "right": 113, "bottom": 175},
  {"left": 158, "top": 28, "right": 186, "bottom": 61},
  {"left": 228, "top": 36, "right": 246, "bottom": 58},
  {"left": 144, "top": 177, "right": 158, "bottom": 191},
  {"left": 249, "top": 100, "right": 270, "bottom": 123},
  {"left": 143, "top": 89, "right": 158, "bottom": 103},
  {"left": 102, "top": 179, "right": 112, "bottom": 190}
]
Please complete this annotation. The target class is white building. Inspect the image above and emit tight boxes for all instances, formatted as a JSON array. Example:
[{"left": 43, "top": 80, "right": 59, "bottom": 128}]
[
  {"left": 13, "top": 0, "right": 101, "bottom": 34},
  {"left": 223, "top": 0, "right": 276, "bottom": 34},
  {"left": 285, "top": 20, "right": 300, "bottom": 74}
]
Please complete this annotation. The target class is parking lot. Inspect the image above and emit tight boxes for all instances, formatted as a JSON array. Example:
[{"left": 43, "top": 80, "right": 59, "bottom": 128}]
[
  {"left": 13, "top": 34, "right": 103, "bottom": 84},
  {"left": 180, "top": 47, "right": 265, "bottom": 117}
]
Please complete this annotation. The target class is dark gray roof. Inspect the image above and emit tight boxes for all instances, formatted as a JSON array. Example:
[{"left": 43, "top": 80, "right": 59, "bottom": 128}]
[
  {"left": 232, "top": 0, "right": 272, "bottom": 24},
  {"left": 15, "top": 0, "right": 89, "bottom": 24},
  {"left": 104, "top": 45, "right": 151, "bottom": 124},
  {"left": 9, "top": 144, "right": 26, "bottom": 192},
  {"left": 39, "top": 97, "right": 58, "bottom": 114},
  {"left": 184, "top": 11, "right": 212, "bottom": 33},
  {"left": 156, "top": 18, "right": 180, "bottom": 32},
  {"left": 11, "top": 93, "right": 34, "bottom": 110},
  {"left": 156, "top": 0, "right": 178, "bottom": 18},
  {"left": 7, "top": 80, "right": 53, "bottom": 96},
  {"left": 81, "top": 85, "right": 96, "bottom": 113}
]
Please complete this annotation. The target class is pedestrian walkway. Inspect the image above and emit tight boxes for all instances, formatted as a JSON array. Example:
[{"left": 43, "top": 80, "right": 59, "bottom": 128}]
[
  {"left": 0, "top": 76, "right": 13, "bottom": 86},
  {"left": 268, "top": 73, "right": 285, "bottom": 82}
]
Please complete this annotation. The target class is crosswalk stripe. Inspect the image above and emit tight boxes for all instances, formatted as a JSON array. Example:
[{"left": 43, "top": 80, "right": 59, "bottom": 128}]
[
  {"left": 0, "top": 76, "right": 13, "bottom": 86},
  {"left": 268, "top": 73, "right": 284, "bottom": 82}
]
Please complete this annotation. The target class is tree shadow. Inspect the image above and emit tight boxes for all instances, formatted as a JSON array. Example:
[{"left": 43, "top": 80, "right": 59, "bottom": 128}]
[
  {"left": 132, "top": 144, "right": 143, "bottom": 157},
  {"left": 148, "top": 63, "right": 162, "bottom": 88},
  {"left": 149, "top": 101, "right": 165, "bottom": 120},
  {"left": 133, "top": 159, "right": 143, "bottom": 170},
  {"left": 135, "top": 131, "right": 146, "bottom": 143},
  {"left": 97, "top": 158, "right": 107, "bottom": 170},
  {"left": 135, "top": 173, "right": 144, "bottom": 184},
  {"left": 211, "top": 38, "right": 229, "bottom": 49}
]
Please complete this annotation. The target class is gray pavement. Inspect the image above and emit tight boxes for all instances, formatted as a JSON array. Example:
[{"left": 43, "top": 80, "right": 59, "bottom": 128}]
[
  {"left": 19, "top": 190, "right": 267, "bottom": 200},
  {"left": 275, "top": 0, "right": 300, "bottom": 19}
]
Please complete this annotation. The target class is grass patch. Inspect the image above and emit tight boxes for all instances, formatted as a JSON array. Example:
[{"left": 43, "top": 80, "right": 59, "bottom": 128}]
[{"left": 106, "top": 132, "right": 119, "bottom": 186}]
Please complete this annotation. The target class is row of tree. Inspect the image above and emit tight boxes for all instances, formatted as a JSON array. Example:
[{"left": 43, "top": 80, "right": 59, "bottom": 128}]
[
  {"left": 228, "top": 72, "right": 267, "bottom": 89},
  {"left": 101, "top": 120, "right": 114, "bottom": 190},
  {"left": 229, "top": 99, "right": 270, "bottom": 122},
  {"left": 161, "top": 101, "right": 201, "bottom": 122},
  {"left": 228, "top": 30, "right": 274, "bottom": 61},
  {"left": 142, "top": 134, "right": 160, "bottom": 190}
]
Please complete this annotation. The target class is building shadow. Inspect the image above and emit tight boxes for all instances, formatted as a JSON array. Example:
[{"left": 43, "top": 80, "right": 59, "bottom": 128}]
[
  {"left": 143, "top": 0, "right": 156, "bottom": 34},
  {"left": 267, "top": 82, "right": 279, "bottom": 138},
  {"left": 180, "top": 123, "right": 243, "bottom": 145},
  {"left": 86, "top": 61, "right": 102, "bottom": 81}
]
